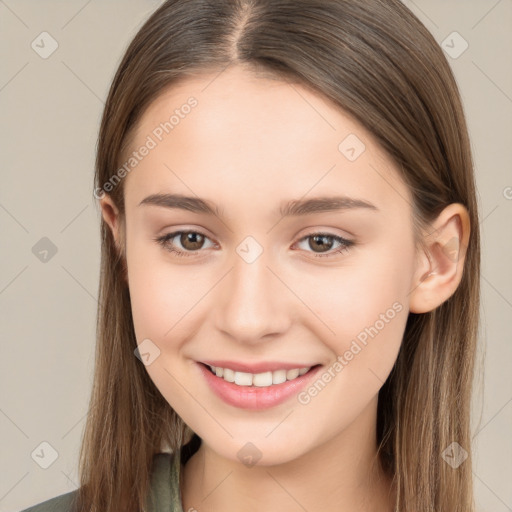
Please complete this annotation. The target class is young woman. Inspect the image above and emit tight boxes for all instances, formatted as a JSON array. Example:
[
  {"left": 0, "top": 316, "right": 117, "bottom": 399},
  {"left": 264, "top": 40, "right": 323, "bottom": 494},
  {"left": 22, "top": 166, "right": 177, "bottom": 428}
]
[{"left": 20, "top": 0, "right": 480, "bottom": 511}]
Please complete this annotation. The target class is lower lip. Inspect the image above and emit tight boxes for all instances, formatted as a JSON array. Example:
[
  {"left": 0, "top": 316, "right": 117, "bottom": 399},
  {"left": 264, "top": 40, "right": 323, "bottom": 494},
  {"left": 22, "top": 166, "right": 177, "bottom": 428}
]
[{"left": 196, "top": 362, "right": 323, "bottom": 410}]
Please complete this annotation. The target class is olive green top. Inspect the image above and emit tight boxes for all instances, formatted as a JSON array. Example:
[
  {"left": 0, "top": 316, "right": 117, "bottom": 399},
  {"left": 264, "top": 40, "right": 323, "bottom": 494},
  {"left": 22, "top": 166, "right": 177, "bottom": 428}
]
[{"left": 18, "top": 434, "right": 201, "bottom": 512}]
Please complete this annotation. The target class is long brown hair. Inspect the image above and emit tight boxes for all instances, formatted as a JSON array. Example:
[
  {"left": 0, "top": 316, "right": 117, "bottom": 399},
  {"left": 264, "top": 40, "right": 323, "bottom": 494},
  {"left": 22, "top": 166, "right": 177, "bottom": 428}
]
[{"left": 78, "top": 1, "right": 481, "bottom": 510}]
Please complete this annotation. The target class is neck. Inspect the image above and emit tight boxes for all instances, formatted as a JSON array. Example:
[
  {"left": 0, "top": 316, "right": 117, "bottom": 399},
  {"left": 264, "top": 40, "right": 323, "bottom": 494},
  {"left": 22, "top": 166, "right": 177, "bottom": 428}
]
[{"left": 180, "top": 396, "right": 396, "bottom": 512}]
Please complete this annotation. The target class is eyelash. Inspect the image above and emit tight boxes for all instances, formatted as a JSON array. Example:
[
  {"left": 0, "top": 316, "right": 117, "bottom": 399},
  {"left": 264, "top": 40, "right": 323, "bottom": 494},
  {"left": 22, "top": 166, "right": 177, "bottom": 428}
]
[{"left": 153, "top": 230, "right": 354, "bottom": 259}]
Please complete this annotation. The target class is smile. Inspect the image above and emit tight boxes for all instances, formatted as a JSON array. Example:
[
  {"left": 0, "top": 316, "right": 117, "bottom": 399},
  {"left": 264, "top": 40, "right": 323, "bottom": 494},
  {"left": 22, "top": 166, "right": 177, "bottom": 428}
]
[
  {"left": 196, "top": 362, "right": 323, "bottom": 410},
  {"left": 207, "top": 364, "right": 312, "bottom": 387}
]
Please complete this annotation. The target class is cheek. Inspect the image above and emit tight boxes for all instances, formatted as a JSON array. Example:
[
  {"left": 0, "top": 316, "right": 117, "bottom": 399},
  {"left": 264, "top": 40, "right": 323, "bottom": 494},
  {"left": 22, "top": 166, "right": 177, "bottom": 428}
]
[
  {"left": 126, "top": 237, "right": 214, "bottom": 351},
  {"left": 294, "top": 242, "right": 412, "bottom": 374},
  {"left": 125, "top": 235, "right": 180, "bottom": 343},
  {"left": 126, "top": 220, "right": 413, "bottom": 365}
]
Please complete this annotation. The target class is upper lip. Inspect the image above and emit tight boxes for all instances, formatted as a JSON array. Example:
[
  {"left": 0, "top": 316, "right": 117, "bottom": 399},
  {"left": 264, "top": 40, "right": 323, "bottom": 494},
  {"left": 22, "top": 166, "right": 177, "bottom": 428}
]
[{"left": 200, "top": 360, "right": 320, "bottom": 374}]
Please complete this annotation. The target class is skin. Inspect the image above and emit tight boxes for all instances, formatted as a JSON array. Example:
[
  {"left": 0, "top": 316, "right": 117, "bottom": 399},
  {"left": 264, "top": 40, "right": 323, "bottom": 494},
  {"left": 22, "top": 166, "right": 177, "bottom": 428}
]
[{"left": 100, "top": 65, "right": 470, "bottom": 512}]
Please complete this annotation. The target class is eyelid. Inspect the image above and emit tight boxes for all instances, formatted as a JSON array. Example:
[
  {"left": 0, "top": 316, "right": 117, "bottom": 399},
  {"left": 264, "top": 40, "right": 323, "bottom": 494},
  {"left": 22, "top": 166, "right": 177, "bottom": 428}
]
[
  {"left": 297, "top": 226, "right": 354, "bottom": 240},
  {"left": 296, "top": 225, "right": 355, "bottom": 241}
]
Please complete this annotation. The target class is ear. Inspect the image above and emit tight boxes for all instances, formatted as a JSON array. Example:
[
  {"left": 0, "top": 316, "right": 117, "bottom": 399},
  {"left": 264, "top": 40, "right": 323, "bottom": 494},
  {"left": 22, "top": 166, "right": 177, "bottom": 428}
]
[
  {"left": 99, "top": 194, "right": 128, "bottom": 282},
  {"left": 409, "top": 203, "right": 470, "bottom": 314},
  {"left": 99, "top": 194, "right": 122, "bottom": 247}
]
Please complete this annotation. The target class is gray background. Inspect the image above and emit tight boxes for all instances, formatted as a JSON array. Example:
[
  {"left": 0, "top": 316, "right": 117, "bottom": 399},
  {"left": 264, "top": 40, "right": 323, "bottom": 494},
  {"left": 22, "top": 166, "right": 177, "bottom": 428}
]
[{"left": 0, "top": 1, "right": 511, "bottom": 511}]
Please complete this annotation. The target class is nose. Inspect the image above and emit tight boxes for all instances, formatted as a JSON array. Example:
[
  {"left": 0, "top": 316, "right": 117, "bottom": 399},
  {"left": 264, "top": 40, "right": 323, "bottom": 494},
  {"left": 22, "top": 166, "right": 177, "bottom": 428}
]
[{"left": 213, "top": 249, "right": 292, "bottom": 345}]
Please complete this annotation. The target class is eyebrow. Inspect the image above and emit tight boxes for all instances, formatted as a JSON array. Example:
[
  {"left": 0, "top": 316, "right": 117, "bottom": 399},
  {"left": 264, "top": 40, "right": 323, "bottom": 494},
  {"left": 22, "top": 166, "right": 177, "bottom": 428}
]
[{"left": 138, "top": 193, "right": 379, "bottom": 218}]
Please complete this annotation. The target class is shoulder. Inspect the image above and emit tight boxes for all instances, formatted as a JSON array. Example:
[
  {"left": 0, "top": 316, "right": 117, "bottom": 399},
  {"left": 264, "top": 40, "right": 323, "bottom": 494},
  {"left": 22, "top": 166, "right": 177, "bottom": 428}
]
[
  {"left": 152, "top": 451, "right": 174, "bottom": 471},
  {"left": 146, "top": 452, "right": 176, "bottom": 509},
  {"left": 17, "top": 452, "right": 178, "bottom": 512},
  {"left": 17, "top": 489, "right": 78, "bottom": 512}
]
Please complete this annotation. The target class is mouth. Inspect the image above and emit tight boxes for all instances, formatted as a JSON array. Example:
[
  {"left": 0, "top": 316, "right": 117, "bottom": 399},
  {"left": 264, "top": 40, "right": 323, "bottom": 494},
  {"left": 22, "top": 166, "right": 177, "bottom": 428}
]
[
  {"left": 196, "top": 361, "right": 323, "bottom": 410},
  {"left": 201, "top": 362, "right": 322, "bottom": 387}
]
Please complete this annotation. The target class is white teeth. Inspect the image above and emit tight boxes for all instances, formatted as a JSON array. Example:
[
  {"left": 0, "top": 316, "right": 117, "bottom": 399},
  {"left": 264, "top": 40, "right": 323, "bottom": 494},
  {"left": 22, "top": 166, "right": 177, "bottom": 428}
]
[
  {"left": 208, "top": 365, "right": 313, "bottom": 387},
  {"left": 223, "top": 367, "right": 235, "bottom": 382},
  {"left": 234, "top": 371, "right": 253, "bottom": 386},
  {"left": 286, "top": 368, "right": 300, "bottom": 380},
  {"left": 252, "top": 371, "right": 272, "bottom": 387},
  {"left": 272, "top": 369, "right": 287, "bottom": 384}
]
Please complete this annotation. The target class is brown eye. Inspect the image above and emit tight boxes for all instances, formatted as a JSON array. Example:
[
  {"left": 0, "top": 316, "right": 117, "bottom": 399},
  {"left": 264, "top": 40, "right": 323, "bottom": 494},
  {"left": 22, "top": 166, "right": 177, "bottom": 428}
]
[
  {"left": 179, "top": 231, "right": 205, "bottom": 250},
  {"left": 308, "top": 234, "right": 336, "bottom": 253},
  {"left": 154, "top": 230, "right": 215, "bottom": 257},
  {"left": 295, "top": 233, "right": 354, "bottom": 258}
]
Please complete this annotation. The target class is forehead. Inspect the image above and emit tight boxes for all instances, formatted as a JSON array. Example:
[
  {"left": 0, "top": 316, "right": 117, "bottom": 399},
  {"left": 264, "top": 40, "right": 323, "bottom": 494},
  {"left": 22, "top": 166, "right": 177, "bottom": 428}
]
[{"left": 122, "top": 66, "right": 411, "bottom": 218}]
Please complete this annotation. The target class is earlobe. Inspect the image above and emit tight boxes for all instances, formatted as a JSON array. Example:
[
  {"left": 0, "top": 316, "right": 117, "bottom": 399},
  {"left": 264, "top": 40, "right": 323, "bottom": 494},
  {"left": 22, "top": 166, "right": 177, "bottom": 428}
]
[{"left": 409, "top": 203, "right": 470, "bottom": 314}]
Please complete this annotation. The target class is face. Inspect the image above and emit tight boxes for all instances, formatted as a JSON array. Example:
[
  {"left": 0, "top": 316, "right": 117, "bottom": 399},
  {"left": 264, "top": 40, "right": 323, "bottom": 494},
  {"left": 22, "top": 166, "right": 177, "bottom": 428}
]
[{"left": 101, "top": 65, "right": 419, "bottom": 465}]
